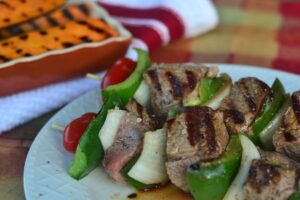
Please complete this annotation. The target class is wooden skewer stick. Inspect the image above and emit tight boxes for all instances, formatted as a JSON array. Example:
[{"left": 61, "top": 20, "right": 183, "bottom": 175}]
[
  {"left": 86, "top": 73, "right": 102, "bottom": 81},
  {"left": 51, "top": 124, "right": 65, "bottom": 132}
]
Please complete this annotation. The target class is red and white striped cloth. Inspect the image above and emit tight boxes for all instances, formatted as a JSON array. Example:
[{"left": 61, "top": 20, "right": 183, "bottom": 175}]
[
  {"left": 97, "top": 0, "right": 218, "bottom": 51},
  {"left": 1, "top": 0, "right": 218, "bottom": 133}
]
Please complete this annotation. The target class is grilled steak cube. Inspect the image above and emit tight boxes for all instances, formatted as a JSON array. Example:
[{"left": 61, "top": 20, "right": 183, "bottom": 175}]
[
  {"left": 220, "top": 77, "right": 271, "bottom": 134},
  {"left": 102, "top": 112, "right": 149, "bottom": 182},
  {"left": 274, "top": 129, "right": 300, "bottom": 162},
  {"left": 165, "top": 157, "right": 199, "bottom": 192},
  {"left": 273, "top": 91, "right": 300, "bottom": 162},
  {"left": 166, "top": 106, "right": 229, "bottom": 191},
  {"left": 143, "top": 63, "right": 218, "bottom": 116},
  {"left": 243, "top": 157, "right": 298, "bottom": 200},
  {"left": 259, "top": 150, "right": 300, "bottom": 170},
  {"left": 125, "top": 99, "right": 165, "bottom": 131}
]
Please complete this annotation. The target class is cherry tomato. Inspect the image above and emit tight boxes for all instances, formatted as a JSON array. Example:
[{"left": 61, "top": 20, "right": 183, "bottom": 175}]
[
  {"left": 101, "top": 58, "right": 136, "bottom": 90},
  {"left": 63, "top": 112, "right": 96, "bottom": 153}
]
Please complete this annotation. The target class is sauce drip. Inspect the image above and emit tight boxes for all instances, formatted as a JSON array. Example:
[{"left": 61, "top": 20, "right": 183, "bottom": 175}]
[{"left": 127, "top": 184, "right": 193, "bottom": 200}]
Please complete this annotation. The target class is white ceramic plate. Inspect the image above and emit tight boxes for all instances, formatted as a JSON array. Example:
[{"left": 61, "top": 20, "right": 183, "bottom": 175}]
[{"left": 24, "top": 64, "right": 300, "bottom": 200}]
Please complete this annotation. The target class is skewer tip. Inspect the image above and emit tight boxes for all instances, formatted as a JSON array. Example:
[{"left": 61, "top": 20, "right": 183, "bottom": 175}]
[
  {"left": 51, "top": 124, "right": 65, "bottom": 132},
  {"left": 86, "top": 73, "right": 102, "bottom": 81}
]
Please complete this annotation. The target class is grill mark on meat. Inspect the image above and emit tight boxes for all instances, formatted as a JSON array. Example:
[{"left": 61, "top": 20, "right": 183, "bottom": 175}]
[
  {"left": 284, "top": 131, "right": 297, "bottom": 142},
  {"left": 149, "top": 111, "right": 165, "bottom": 130},
  {"left": 185, "top": 107, "right": 216, "bottom": 150},
  {"left": 226, "top": 109, "right": 245, "bottom": 124},
  {"left": 147, "top": 69, "right": 161, "bottom": 91},
  {"left": 239, "top": 80, "right": 257, "bottom": 112},
  {"left": 165, "top": 71, "right": 183, "bottom": 98},
  {"left": 204, "top": 112, "right": 216, "bottom": 153},
  {"left": 167, "top": 118, "right": 175, "bottom": 131},
  {"left": 189, "top": 163, "right": 200, "bottom": 171},
  {"left": 185, "top": 70, "right": 197, "bottom": 90},
  {"left": 135, "top": 101, "right": 143, "bottom": 118},
  {"left": 292, "top": 93, "right": 300, "bottom": 123},
  {"left": 185, "top": 113, "right": 201, "bottom": 146},
  {"left": 248, "top": 160, "right": 281, "bottom": 193}
]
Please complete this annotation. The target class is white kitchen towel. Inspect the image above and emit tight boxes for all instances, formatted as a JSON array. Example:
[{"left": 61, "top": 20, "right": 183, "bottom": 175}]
[{"left": 1, "top": 0, "right": 218, "bottom": 133}]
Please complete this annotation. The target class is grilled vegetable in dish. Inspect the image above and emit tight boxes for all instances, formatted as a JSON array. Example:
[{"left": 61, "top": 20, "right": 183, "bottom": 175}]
[
  {"left": 0, "top": 0, "right": 65, "bottom": 29},
  {"left": 0, "top": 16, "right": 118, "bottom": 64},
  {"left": 273, "top": 91, "right": 300, "bottom": 161},
  {"left": 0, "top": 3, "right": 92, "bottom": 40}
]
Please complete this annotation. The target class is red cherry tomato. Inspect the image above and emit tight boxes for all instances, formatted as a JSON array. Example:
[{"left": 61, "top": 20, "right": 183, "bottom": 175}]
[
  {"left": 101, "top": 58, "right": 136, "bottom": 90},
  {"left": 63, "top": 112, "right": 96, "bottom": 153}
]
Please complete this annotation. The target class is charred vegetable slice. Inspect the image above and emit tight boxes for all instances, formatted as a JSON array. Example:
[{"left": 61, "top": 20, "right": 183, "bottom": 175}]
[
  {"left": 122, "top": 129, "right": 168, "bottom": 189},
  {"left": 251, "top": 78, "right": 286, "bottom": 146},
  {"left": 223, "top": 135, "right": 260, "bottom": 200},
  {"left": 68, "top": 92, "right": 123, "bottom": 180},
  {"left": 102, "top": 49, "right": 151, "bottom": 105},
  {"left": 187, "top": 135, "right": 242, "bottom": 200}
]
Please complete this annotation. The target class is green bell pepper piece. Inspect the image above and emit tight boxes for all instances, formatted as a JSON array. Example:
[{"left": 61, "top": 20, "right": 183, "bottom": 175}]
[
  {"left": 121, "top": 156, "right": 157, "bottom": 190},
  {"left": 102, "top": 48, "right": 151, "bottom": 105},
  {"left": 68, "top": 92, "right": 123, "bottom": 180},
  {"left": 199, "top": 77, "right": 224, "bottom": 104},
  {"left": 183, "top": 77, "right": 224, "bottom": 106},
  {"left": 167, "top": 108, "right": 177, "bottom": 120},
  {"left": 251, "top": 78, "right": 285, "bottom": 145},
  {"left": 187, "top": 135, "right": 242, "bottom": 200},
  {"left": 290, "top": 191, "right": 300, "bottom": 200}
]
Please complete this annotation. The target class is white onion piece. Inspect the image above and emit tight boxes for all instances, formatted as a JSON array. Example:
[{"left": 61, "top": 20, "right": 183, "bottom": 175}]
[
  {"left": 133, "top": 80, "right": 151, "bottom": 107},
  {"left": 223, "top": 135, "right": 261, "bottom": 200},
  {"left": 99, "top": 109, "right": 126, "bottom": 150}
]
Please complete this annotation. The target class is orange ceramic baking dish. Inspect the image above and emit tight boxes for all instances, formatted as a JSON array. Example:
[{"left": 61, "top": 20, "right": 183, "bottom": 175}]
[{"left": 0, "top": 0, "right": 131, "bottom": 96}]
